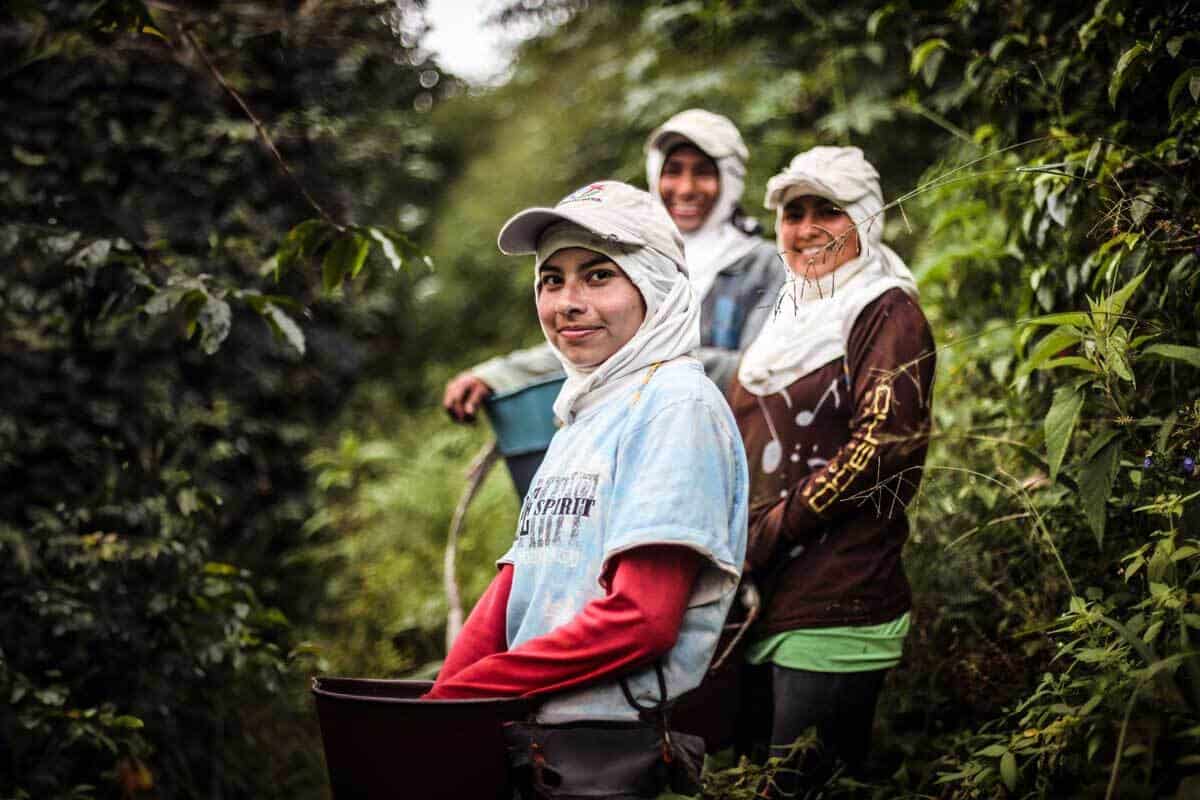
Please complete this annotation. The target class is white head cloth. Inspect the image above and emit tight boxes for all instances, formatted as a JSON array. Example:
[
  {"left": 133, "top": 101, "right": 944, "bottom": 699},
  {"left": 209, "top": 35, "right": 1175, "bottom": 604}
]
[
  {"left": 534, "top": 223, "right": 701, "bottom": 423},
  {"left": 645, "top": 109, "right": 760, "bottom": 301},
  {"left": 737, "top": 147, "right": 919, "bottom": 396}
]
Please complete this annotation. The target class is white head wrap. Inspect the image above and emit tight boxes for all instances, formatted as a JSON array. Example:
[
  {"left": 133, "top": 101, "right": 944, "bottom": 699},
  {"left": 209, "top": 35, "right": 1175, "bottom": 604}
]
[
  {"left": 737, "top": 147, "right": 919, "bottom": 396},
  {"left": 530, "top": 222, "right": 700, "bottom": 424},
  {"left": 645, "top": 110, "right": 760, "bottom": 301}
]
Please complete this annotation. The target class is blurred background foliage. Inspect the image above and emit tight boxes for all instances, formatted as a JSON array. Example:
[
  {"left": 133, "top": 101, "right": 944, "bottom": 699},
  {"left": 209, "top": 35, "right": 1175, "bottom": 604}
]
[{"left": 3, "top": 0, "right": 1200, "bottom": 798}]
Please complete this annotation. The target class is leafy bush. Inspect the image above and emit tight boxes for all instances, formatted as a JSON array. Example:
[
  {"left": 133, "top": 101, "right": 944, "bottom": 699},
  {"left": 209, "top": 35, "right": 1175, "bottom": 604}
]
[{"left": 1, "top": 1, "right": 451, "bottom": 796}]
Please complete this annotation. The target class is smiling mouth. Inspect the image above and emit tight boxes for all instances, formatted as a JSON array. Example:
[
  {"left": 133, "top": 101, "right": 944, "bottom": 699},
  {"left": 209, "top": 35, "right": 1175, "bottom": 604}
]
[
  {"left": 669, "top": 204, "right": 705, "bottom": 216},
  {"left": 795, "top": 245, "right": 833, "bottom": 257},
  {"left": 558, "top": 327, "right": 600, "bottom": 340}
]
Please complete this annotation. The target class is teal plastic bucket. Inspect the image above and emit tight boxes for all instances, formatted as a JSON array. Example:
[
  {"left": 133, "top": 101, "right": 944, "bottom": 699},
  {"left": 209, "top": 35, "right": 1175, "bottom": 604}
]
[
  {"left": 484, "top": 376, "right": 564, "bottom": 498},
  {"left": 311, "top": 677, "right": 534, "bottom": 799}
]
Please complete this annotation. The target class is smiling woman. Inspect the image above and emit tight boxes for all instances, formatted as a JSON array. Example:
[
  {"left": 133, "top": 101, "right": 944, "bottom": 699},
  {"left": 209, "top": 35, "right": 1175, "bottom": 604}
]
[
  {"left": 657, "top": 145, "right": 720, "bottom": 233},
  {"left": 425, "top": 181, "right": 748, "bottom": 799},
  {"left": 777, "top": 195, "right": 861, "bottom": 281},
  {"left": 536, "top": 247, "right": 646, "bottom": 368},
  {"left": 729, "top": 147, "right": 936, "bottom": 797}
]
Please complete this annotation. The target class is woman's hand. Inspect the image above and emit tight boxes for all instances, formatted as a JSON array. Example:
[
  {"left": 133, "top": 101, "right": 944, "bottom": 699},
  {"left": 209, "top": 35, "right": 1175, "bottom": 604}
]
[{"left": 442, "top": 372, "right": 493, "bottom": 423}]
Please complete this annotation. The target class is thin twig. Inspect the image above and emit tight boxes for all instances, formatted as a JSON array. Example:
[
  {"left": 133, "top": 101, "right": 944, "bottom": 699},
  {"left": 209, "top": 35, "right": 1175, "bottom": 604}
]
[
  {"left": 443, "top": 441, "right": 500, "bottom": 653},
  {"left": 182, "top": 28, "right": 341, "bottom": 229}
]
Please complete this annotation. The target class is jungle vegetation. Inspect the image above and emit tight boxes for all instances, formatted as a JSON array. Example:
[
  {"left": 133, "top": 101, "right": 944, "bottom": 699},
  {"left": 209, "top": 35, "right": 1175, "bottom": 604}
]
[{"left": 3, "top": 0, "right": 1199, "bottom": 798}]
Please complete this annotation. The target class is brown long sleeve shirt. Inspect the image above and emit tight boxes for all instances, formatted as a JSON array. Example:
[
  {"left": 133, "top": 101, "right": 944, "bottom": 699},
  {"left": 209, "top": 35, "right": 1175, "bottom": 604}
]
[{"left": 727, "top": 288, "right": 936, "bottom": 632}]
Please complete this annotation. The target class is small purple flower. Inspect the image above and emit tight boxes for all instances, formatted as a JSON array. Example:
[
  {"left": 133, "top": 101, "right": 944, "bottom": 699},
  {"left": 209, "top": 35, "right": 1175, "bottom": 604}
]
[
  {"left": 1185, "top": 456, "right": 1196, "bottom": 475},
  {"left": 1143, "top": 455, "right": 1153, "bottom": 469}
]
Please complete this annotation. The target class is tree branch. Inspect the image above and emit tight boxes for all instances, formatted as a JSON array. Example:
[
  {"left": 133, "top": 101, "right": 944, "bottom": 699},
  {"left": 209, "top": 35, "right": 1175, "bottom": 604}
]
[
  {"left": 182, "top": 28, "right": 341, "bottom": 230},
  {"left": 443, "top": 441, "right": 500, "bottom": 653}
]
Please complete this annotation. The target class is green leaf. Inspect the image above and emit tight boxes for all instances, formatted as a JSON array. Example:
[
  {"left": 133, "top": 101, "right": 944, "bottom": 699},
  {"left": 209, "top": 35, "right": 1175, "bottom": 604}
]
[
  {"left": 1172, "top": 546, "right": 1198, "bottom": 562},
  {"left": 1017, "top": 326, "right": 1084, "bottom": 379},
  {"left": 910, "top": 38, "right": 949, "bottom": 86},
  {"left": 1129, "top": 195, "right": 1154, "bottom": 226},
  {"left": 1096, "top": 267, "right": 1149, "bottom": 321},
  {"left": 144, "top": 286, "right": 188, "bottom": 316},
  {"left": 346, "top": 234, "right": 371, "bottom": 278},
  {"left": 1080, "top": 692, "right": 1104, "bottom": 716},
  {"left": 1074, "top": 647, "right": 1113, "bottom": 663},
  {"left": 263, "top": 303, "right": 305, "bottom": 356},
  {"left": 1077, "top": 432, "right": 1122, "bottom": 547},
  {"left": 1158, "top": 412, "right": 1178, "bottom": 451},
  {"left": 1084, "top": 141, "right": 1104, "bottom": 175},
  {"left": 1039, "top": 356, "right": 1101, "bottom": 373},
  {"left": 176, "top": 487, "right": 199, "bottom": 516},
  {"left": 197, "top": 297, "right": 231, "bottom": 355},
  {"left": 866, "top": 5, "right": 894, "bottom": 38},
  {"left": 275, "top": 219, "right": 334, "bottom": 275},
  {"left": 1000, "top": 750, "right": 1018, "bottom": 792},
  {"left": 1107, "top": 326, "right": 1134, "bottom": 383},
  {"left": 111, "top": 715, "right": 144, "bottom": 729},
  {"left": 1109, "top": 43, "right": 1149, "bottom": 106},
  {"left": 12, "top": 145, "right": 47, "bottom": 166},
  {"left": 322, "top": 233, "right": 370, "bottom": 292},
  {"left": 976, "top": 744, "right": 1008, "bottom": 757},
  {"left": 68, "top": 239, "right": 112, "bottom": 270},
  {"left": 1045, "top": 385, "right": 1084, "bottom": 483},
  {"left": 367, "top": 227, "right": 404, "bottom": 271},
  {"left": 1168, "top": 68, "right": 1200, "bottom": 112},
  {"left": 1021, "top": 311, "right": 1091, "bottom": 328},
  {"left": 1143, "top": 344, "right": 1200, "bottom": 369},
  {"left": 989, "top": 33, "right": 1028, "bottom": 61},
  {"left": 322, "top": 250, "right": 344, "bottom": 291}
]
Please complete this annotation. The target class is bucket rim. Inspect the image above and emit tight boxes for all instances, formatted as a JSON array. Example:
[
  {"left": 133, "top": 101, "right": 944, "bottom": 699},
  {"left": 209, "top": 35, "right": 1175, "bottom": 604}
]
[
  {"left": 310, "top": 675, "right": 535, "bottom": 711},
  {"left": 486, "top": 374, "right": 565, "bottom": 403}
]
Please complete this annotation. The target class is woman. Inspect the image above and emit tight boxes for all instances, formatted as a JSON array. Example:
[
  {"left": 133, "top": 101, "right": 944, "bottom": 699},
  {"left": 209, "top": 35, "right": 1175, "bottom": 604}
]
[
  {"left": 442, "top": 109, "right": 781, "bottom": 420},
  {"left": 426, "top": 181, "right": 748, "bottom": 799},
  {"left": 727, "top": 147, "right": 935, "bottom": 792}
]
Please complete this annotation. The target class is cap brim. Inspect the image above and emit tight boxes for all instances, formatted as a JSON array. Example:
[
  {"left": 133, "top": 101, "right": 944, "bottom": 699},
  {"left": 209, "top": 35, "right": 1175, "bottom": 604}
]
[
  {"left": 647, "top": 127, "right": 735, "bottom": 161},
  {"left": 765, "top": 176, "right": 855, "bottom": 209},
  {"left": 496, "top": 208, "right": 567, "bottom": 255},
  {"left": 497, "top": 207, "right": 647, "bottom": 256}
]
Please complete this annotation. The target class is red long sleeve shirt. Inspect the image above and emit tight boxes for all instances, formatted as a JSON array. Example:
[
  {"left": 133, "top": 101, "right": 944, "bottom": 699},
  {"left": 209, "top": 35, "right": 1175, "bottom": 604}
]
[{"left": 425, "top": 545, "right": 702, "bottom": 700}]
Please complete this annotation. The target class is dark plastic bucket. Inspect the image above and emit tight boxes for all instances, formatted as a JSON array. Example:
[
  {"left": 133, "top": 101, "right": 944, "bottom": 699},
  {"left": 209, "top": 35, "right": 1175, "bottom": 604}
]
[
  {"left": 311, "top": 677, "right": 534, "bottom": 800},
  {"left": 484, "top": 376, "right": 564, "bottom": 499}
]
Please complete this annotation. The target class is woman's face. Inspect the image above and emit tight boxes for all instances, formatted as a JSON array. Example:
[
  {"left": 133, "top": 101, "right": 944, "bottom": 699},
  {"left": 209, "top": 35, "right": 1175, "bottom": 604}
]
[
  {"left": 536, "top": 247, "right": 647, "bottom": 368},
  {"left": 778, "top": 194, "right": 860, "bottom": 280},
  {"left": 657, "top": 144, "right": 719, "bottom": 233}
]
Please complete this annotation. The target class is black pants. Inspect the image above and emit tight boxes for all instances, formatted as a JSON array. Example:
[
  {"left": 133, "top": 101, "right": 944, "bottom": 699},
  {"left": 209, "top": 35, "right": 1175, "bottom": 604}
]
[{"left": 740, "top": 664, "right": 888, "bottom": 798}]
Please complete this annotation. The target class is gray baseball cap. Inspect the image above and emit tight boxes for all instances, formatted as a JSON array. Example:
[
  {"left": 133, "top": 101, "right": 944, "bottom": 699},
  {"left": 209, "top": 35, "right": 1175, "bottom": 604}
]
[{"left": 497, "top": 180, "right": 685, "bottom": 264}]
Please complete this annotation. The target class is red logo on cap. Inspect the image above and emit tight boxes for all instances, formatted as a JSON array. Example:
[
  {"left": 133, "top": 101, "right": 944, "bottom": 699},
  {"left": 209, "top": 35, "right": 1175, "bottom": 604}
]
[{"left": 559, "top": 183, "right": 605, "bottom": 205}]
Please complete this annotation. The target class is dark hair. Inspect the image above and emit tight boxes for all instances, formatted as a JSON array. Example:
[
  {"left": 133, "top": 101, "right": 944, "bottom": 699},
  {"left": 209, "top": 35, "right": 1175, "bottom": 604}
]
[{"left": 663, "top": 140, "right": 717, "bottom": 170}]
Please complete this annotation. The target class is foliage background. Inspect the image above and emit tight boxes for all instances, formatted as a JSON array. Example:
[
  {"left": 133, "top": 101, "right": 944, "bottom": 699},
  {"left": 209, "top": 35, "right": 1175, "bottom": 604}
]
[{"left": 3, "top": 0, "right": 1199, "bottom": 798}]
